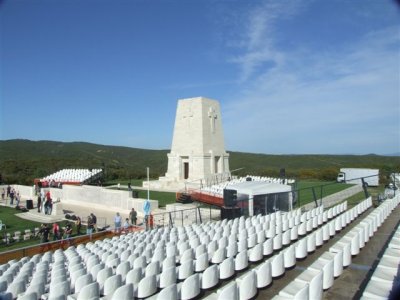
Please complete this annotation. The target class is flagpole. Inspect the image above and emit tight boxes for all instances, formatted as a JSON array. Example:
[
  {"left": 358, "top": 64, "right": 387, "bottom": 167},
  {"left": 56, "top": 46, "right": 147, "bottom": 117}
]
[{"left": 147, "top": 167, "right": 150, "bottom": 202}]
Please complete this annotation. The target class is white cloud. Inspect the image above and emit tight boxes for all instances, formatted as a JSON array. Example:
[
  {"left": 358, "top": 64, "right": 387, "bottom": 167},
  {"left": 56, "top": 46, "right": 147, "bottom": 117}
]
[
  {"left": 230, "top": 0, "right": 305, "bottom": 82},
  {"left": 222, "top": 1, "right": 399, "bottom": 154}
]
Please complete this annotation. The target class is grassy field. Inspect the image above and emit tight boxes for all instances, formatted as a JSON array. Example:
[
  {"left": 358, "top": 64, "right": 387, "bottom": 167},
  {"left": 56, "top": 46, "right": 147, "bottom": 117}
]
[
  {"left": 110, "top": 180, "right": 358, "bottom": 208},
  {"left": 295, "top": 181, "right": 354, "bottom": 206},
  {"left": 0, "top": 205, "right": 86, "bottom": 252}
]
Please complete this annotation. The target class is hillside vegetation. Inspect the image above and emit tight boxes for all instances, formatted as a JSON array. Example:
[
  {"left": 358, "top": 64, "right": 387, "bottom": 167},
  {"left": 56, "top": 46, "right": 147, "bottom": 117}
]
[{"left": 0, "top": 139, "right": 399, "bottom": 185}]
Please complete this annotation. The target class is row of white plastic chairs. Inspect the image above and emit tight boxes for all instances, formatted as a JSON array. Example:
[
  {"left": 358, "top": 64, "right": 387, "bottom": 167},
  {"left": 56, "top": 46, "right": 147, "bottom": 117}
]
[
  {"left": 41, "top": 169, "right": 102, "bottom": 183},
  {"left": 274, "top": 195, "right": 400, "bottom": 300},
  {"left": 361, "top": 196, "right": 400, "bottom": 299},
  {"left": 200, "top": 175, "right": 295, "bottom": 196},
  {"left": 0, "top": 201, "right": 344, "bottom": 300},
  {"left": 201, "top": 198, "right": 371, "bottom": 300},
  {"left": 2, "top": 228, "right": 40, "bottom": 244},
  {"left": 0, "top": 199, "right": 343, "bottom": 298}
]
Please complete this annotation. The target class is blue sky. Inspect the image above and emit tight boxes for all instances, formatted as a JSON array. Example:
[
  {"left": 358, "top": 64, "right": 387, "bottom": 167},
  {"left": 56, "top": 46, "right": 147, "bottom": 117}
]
[{"left": 1, "top": 0, "right": 399, "bottom": 155}]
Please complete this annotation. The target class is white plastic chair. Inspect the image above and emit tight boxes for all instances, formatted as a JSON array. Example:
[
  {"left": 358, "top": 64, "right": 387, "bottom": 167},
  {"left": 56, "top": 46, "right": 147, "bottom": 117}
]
[
  {"left": 211, "top": 248, "right": 226, "bottom": 264},
  {"left": 307, "top": 232, "right": 316, "bottom": 253},
  {"left": 111, "top": 283, "right": 134, "bottom": 300},
  {"left": 145, "top": 261, "right": 161, "bottom": 277},
  {"left": 6, "top": 280, "right": 26, "bottom": 299},
  {"left": 309, "top": 256, "right": 334, "bottom": 290},
  {"left": 74, "top": 273, "right": 93, "bottom": 294},
  {"left": 321, "top": 250, "right": 343, "bottom": 278},
  {"left": 263, "top": 239, "right": 273, "bottom": 256},
  {"left": 194, "top": 252, "right": 209, "bottom": 272},
  {"left": 295, "top": 268, "right": 323, "bottom": 300},
  {"left": 254, "top": 259, "right": 272, "bottom": 289},
  {"left": 295, "top": 238, "right": 308, "bottom": 260},
  {"left": 201, "top": 265, "right": 219, "bottom": 290},
  {"left": 279, "top": 280, "right": 309, "bottom": 299},
  {"left": 248, "top": 243, "right": 263, "bottom": 263},
  {"left": 283, "top": 245, "right": 296, "bottom": 269},
  {"left": 236, "top": 270, "right": 257, "bottom": 300},
  {"left": 137, "top": 274, "right": 157, "bottom": 298},
  {"left": 179, "top": 273, "right": 200, "bottom": 300},
  {"left": 330, "top": 241, "right": 351, "bottom": 267},
  {"left": 234, "top": 250, "right": 248, "bottom": 272},
  {"left": 219, "top": 257, "right": 235, "bottom": 280},
  {"left": 271, "top": 252, "right": 285, "bottom": 278},
  {"left": 178, "top": 259, "right": 194, "bottom": 280},
  {"left": 74, "top": 282, "right": 99, "bottom": 300},
  {"left": 156, "top": 283, "right": 178, "bottom": 299},
  {"left": 215, "top": 281, "right": 238, "bottom": 300},
  {"left": 102, "top": 274, "right": 122, "bottom": 297},
  {"left": 273, "top": 234, "right": 283, "bottom": 251},
  {"left": 158, "top": 266, "right": 177, "bottom": 289}
]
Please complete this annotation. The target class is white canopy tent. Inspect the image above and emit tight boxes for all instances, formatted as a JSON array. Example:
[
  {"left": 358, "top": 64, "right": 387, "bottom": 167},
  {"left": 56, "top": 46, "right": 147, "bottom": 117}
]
[{"left": 225, "top": 181, "right": 293, "bottom": 216}]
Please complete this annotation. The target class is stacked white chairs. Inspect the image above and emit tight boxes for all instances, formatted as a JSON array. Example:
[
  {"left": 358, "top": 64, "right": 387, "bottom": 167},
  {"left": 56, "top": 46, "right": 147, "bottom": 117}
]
[
  {"left": 41, "top": 168, "right": 102, "bottom": 184},
  {"left": 201, "top": 175, "right": 295, "bottom": 197}
]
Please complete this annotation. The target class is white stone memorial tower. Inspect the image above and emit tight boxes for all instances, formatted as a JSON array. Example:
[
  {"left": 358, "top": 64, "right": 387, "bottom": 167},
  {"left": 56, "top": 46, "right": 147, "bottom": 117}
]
[{"left": 156, "top": 97, "right": 230, "bottom": 189}]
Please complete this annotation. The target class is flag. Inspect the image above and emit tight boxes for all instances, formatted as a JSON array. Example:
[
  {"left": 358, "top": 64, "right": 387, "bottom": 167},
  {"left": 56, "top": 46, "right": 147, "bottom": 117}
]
[{"left": 143, "top": 200, "right": 151, "bottom": 216}]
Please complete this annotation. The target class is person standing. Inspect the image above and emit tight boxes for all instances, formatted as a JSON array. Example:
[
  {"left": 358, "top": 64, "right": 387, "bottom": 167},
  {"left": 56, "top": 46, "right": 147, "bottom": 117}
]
[
  {"left": 9, "top": 189, "right": 14, "bottom": 205},
  {"left": 114, "top": 212, "right": 122, "bottom": 233},
  {"left": 75, "top": 216, "right": 82, "bottom": 235},
  {"left": 38, "top": 224, "right": 50, "bottom": 243},
  {"left": 90, "top": 213, "right": 97, "bottom": 232},
  {"left": 87, "top": 215, "right": 94, "bottom": 235},
  {"left": 64, "top": 223, "right": 72, "bottom": 239},
  {"left": 149, "top": 213, "right": 154, "bottom": 230},
  {"left": 52, "top": 223, "right": 60, "bottom": 241},
  {"left": 37, "top": 194, "right": 42, "bottom": 213},
  {"left": 40, "top": 189, "right": 45, "bottom": 212},
  {"left": 15, "top": 192, "right": 20, "bottom": 208},
  {"left": 129, "top": 208, "right": 137, "bottom": 226}
]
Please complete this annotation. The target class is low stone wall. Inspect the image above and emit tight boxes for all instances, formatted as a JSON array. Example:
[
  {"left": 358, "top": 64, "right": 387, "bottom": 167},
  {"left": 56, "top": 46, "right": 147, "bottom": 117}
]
[
  {"left": 0, "top": 184, "right": 35, "bottom": 199},
  {"left": 1, "top": 184, "right": 158, "bottom": 216}
]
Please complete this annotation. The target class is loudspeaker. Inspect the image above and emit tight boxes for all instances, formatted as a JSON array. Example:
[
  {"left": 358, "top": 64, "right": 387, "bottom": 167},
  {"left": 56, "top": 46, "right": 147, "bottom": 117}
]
[
  {"left": 26, "top": 199, "right": 34, "bottom": 209},
  {"left": 223, "top": 189, "right": 237, "bottom": 207}
]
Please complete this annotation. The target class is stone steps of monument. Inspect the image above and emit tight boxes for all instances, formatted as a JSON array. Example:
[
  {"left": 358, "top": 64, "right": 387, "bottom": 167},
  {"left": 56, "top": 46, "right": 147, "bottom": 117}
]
[{"left": 176, "top": 193, "right": 193, "bottom": 204}]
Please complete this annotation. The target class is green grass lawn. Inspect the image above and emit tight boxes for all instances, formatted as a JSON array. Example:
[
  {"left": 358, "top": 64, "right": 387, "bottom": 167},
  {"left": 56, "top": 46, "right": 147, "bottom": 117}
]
[
  {"left": 295, "top": 181, "right": 354, "bottom": 206},
  {"left": 108, "top": 180, "right": 358, "bottom": 208},
  {"left": 0, "top": 205, "right": 86, "bottom": 253}
]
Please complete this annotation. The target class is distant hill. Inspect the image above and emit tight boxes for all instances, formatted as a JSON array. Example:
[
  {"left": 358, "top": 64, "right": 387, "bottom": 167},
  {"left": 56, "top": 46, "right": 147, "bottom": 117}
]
[{"left": 0, "top": 139, "right": 399, "bottom": 185}]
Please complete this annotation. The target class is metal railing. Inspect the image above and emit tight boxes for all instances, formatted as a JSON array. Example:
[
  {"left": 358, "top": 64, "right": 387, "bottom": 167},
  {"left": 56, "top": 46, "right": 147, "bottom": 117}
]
[{"left": 151, "top": 204, "right": 221, "bottom": 228}]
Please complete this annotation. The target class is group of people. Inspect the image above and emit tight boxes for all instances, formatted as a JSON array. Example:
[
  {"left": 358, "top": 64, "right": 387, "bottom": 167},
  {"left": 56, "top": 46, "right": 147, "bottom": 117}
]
[
  {"left": 37, "top": 222, "right": 73, "bottom": 243},
  {"left": 1, "top": 185, "right": 21, "bottom": 207},
  {"left": 113, "top": 208, "right": 154, "bottom": 233},
  {"left": 37, "top": 189, "right": 53, "bottom": 215}
]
